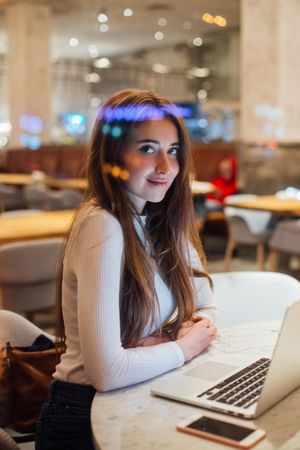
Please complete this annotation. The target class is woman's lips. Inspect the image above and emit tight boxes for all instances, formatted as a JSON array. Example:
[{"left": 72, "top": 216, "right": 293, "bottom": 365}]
[{"left": 147, "top": 179, "right": 168, "bottom": 186}]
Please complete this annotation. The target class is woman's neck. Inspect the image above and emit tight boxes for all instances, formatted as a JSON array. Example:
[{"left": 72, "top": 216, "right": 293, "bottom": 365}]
[{"left": 126, "top": 190, "right": 146, "bottom": 214}]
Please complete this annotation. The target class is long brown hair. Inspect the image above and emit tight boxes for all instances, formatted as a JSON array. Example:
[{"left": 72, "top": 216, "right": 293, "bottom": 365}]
[{"left": 57, "top": 88, "right": 209, "bottom": 347}]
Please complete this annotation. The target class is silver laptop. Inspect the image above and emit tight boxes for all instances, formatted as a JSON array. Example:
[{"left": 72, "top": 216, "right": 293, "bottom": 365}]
[{"left": 151, "top": 300, "right": 300, "bottom": 419}]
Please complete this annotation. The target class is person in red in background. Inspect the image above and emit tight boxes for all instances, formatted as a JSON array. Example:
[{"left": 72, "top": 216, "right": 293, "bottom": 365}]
[{"left": 206, "top": 156, "right": 238, "bottom": 211}]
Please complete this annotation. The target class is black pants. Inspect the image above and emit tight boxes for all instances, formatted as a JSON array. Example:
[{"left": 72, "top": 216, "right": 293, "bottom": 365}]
[{"left": 35, "top": 380, "right": 96, "bottom": 450}]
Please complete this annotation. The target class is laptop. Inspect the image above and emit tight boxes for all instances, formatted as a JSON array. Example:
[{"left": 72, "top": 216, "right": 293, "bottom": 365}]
[{"left": 151, "top": 300, "right": 300, "bottom": 419}]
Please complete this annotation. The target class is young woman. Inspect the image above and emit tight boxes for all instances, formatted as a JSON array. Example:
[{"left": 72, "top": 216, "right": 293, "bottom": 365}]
[{"left": 35, "top": 89, "right": 217, "bottom": 450}]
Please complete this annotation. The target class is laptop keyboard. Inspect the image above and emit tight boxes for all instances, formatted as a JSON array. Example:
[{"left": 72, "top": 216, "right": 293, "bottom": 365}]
[{"left": 197, "top": 357, "right": 271, "bottom": 408}]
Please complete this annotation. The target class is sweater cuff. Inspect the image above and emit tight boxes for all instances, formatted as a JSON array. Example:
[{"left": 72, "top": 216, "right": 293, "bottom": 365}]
[{"left": 169, "top": 341, "right": 185, "bottom": 367}]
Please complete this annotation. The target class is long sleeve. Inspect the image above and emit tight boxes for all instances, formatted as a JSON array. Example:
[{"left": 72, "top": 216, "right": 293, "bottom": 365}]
[
  {"left": 186, "top": 242, "right": 217, "bottom": 324},
  {"left": 58, "top": 207, "right": 184, "bottom": 392}
]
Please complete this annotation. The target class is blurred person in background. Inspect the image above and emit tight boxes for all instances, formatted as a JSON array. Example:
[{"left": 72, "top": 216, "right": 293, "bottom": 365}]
[{"left": 206, "top": 156, "right": 238, "bottom": 211}]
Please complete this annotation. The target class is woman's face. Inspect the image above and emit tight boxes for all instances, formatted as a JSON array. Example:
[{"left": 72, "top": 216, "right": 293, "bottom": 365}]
[
  {"left": 219, "top": 159, "right": 233, "bottom": 180},
  {"left": 121, "top": 118, "right": 180, "bottom": 213}
]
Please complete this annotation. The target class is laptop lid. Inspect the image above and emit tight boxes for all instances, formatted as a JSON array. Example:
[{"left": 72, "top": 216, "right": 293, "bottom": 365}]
[
  {"left": 255, "top": 299, "right": 300, "bottom": 416},
  {"left": 151, "top": 300, "right": 300, "bottom": 419}
]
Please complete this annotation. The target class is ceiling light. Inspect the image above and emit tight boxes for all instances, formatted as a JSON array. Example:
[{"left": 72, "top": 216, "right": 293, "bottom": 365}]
[
  {"left": 152, "top": 63, "right": 169, "bottom": 74},
  {"left": 84, "top": 73, "right": 101, "bottom": 83},
  {"left": 90, "top": 97, "right": 102, "bottom": 108},
  {"left": 158, "top": 17, "right": 167, "bottom": 26},
  {"left": 69, "top": 37, "right": 79, "bottom": 47},
  {"left": 193, "top": 37, "right": 203, "bottom": 47},
  {"left": 197, "top": 89, "right": 208, "bottom": 101},
  {"left": 94, "top": 57, "right": 111, "bottom": 68},
  {"left": 98, "top": 12, "right": 108, "bottom": 23},
  {"left": 88, "top": 44, "right": 100, "bottom": 58},
  {"left": 202, "top": 12, "right": 214, "bottom": 24},
  {"left": 123, "top": 8, "right": 133, "bottom": 17},
  {"left": 0, "top": 136, "right": 8, "bottom": 147},
  {"left": 154, "top": 31, "right": 164, "bottom": 41},
  {"left": 214, "top": 15, "right": 227, "bottom": 27},
  {"left": 202, "top": 12, "right": 227, "bottom": 27},
  {"left": 186, "top": 67, "right": 210, "bottom": 78},
  {"left": 99, "top": 24, "right": 109, "bottom": 32},
  {"left": 0, "top": 121, "right": 12, "bottom": 133}
]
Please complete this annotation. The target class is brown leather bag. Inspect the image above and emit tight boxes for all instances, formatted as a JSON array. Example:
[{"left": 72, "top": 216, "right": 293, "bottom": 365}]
[
  {"left": 0, "top": 336, "right": 64, "bottom": 433},
  {"left": 0, "top": 346, "right": 13, "bottom": 428}
]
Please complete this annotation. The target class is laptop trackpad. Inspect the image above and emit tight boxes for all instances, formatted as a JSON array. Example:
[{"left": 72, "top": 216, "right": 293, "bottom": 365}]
[{"left": 184, "top": 361, "right": 238, "bottom": 382}]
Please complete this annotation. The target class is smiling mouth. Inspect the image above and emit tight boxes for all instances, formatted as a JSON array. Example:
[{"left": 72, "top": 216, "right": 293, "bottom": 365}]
[{"left": 147, "top": 179, "right": 168, "bottom": 187}]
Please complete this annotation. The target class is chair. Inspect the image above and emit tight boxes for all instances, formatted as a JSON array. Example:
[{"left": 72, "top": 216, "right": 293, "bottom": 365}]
[
  {"left": 0, "top": 309, "right": 54, "bottom": 347},
  {"left": 61, "top": 188, "right": 83, "bottom": 209},
  {"left": 223, "top": 194, "right": 272, "bottom": 271},
  {"left": 0, "top": 238, "right": 65, "bottom": 321},
  {"left": 24, "top": 184, "right": 65, "bottom": 210},
  {"left": 1, "top": 210, "right": 43, "bottom": 217},
  {"left": 0, "top": 184, "right": 25, "bottom": 212},
  {"left": 0, "top": 310, "right": 54, "bottom": 448},
  {"left": 211, "top": 271, "right": 300, "bottom": 328},
  {"left": 268, "top": 219, "right": 300, "bottom": 271}
]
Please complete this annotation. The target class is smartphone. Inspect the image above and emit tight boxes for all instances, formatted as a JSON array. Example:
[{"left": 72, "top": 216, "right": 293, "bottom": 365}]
[{"left": 177, "top": 414, "right": 266, "bottom": 449}]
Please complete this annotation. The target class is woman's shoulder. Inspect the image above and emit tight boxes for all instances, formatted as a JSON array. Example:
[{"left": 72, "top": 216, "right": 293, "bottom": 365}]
[
  {"left": 65, "top": 203, "right": 123, "bottom": 261},
  {"left": 76, "top": 202, "right": 121, "bottom": 228},
  {"left": 70, "top": 201, "right": 123, "bottom": 243}
]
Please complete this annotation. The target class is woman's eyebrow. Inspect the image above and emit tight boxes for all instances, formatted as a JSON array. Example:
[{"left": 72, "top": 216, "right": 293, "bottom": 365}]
[
  {"left": 136, "top": 139, "right": 179, "bottom": 146},
  {"left": 135, "top": 139, "right": 159, "bottom": 144}
]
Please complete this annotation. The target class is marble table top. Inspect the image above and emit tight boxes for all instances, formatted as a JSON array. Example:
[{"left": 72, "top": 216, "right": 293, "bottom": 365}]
[{"left": 91, "top": 321, "right": 300, "bottom": 450}]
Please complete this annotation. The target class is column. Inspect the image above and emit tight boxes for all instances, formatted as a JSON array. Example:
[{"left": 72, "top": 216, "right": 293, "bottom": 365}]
[
  {"left": 240, "top": 0, "right": 300, "bottom": 193},
  {"left": 6, "top": 1, "right": 52, "bottom": 147}
]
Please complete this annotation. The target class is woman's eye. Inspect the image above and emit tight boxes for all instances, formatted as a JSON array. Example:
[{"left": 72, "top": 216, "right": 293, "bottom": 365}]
[
  {"left": 139, "top": 145, "right": 155, "bottom": 154},
  {"left": 168, "top": 147, "right": 179, "bottom": 155}
]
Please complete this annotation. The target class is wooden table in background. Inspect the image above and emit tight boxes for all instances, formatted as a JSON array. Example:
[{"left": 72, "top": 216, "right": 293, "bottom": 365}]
[
  {"left": 0, "top": 173, "right": 87, "bottom": 191},
  {"left": 0, "top": 173, "right": 33, "bottom": 186},
  {"left": 0, "top": 210, "right": 75, "bottom": 245},
  {"left": 225, "top": 195, "right": 300, "bottom": 216},
  {"left": 191, "top": 180, "right": 216, "bottom": 195},
  {"left": 45, "top": 177, "right": 87, "bottom": 190},
  {"left": 0, "top": 173, "right": 214, "bottom": 196}
]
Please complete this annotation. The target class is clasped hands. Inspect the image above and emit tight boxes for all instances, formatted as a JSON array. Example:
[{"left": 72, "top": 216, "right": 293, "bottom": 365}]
[{"left": 138, "top": 316, "right": 217, "bottom": 357}]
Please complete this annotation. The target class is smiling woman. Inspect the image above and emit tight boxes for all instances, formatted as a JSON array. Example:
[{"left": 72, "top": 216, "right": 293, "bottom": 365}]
[
  {"left": 35, "top": 88, "right": 217, "bottom": 450},
  {"left": 122, "top": 119, "right": 180, "bottom": 212}
]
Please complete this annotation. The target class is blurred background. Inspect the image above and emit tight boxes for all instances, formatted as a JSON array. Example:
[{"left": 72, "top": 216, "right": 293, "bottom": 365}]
[
  {"left": 1, "top": 0, "right": 300, "bottom": 192},
  {"left": 0, "top": 0, "right": 300, "bottom": 286}
]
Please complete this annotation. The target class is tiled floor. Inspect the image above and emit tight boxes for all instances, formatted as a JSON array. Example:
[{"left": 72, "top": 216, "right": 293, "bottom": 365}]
[{"left": 204, "top": 232, "right": 300, "bottom": 280}]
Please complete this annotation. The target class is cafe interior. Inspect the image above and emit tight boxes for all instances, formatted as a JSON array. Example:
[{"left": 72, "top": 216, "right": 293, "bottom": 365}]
[{"left": 1, "top": 0, "right": 300, "bottom": 448}]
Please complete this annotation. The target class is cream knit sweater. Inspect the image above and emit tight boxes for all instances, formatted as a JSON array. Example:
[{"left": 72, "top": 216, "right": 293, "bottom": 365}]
[{"left": 54, "top": 204, "right": 216, "bottom": 392}]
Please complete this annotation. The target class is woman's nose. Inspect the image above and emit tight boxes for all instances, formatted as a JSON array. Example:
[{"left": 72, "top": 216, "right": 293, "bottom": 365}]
[{"left": 155, "top": 153, "right": 170, "bottom": 174}]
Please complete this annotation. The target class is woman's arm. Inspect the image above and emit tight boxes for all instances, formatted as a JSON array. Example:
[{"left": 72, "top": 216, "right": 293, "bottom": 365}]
[
  {"left": 186, "top": 242, "right": 217, "bottom": 325},
  {"left": 70, "top": 210, "right": 184, "bottom": 392}
]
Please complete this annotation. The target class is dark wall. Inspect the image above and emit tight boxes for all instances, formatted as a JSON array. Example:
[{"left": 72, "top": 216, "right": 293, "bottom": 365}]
[
  {"left": 1, "top": 145, "right": 87, "bottom": 178},
  {"left": 2, "top": 142, "right": 239, "bottom": 182}
]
